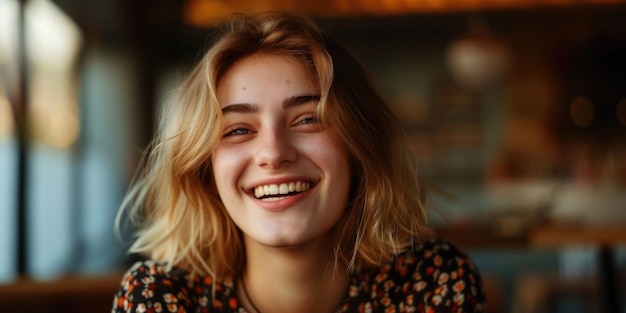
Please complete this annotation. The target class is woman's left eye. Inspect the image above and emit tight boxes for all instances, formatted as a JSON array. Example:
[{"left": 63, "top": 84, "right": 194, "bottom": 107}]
[{"left": 296, "top": 115, "right": 317, "bottom": 125}]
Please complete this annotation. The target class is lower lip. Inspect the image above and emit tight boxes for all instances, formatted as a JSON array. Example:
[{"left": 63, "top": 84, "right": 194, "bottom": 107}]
[{"left": 250, "top": 188, "right": 312, "bottom": 212}]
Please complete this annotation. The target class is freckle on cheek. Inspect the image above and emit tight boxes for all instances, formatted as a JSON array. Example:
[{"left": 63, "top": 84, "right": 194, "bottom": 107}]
[{"left": 242, "top": 87, "right": 246, "bottom": 91}]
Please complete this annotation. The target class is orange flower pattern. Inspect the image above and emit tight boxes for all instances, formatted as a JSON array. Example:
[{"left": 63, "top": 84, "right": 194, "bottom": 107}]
[{"left": 112, "top": 239, "right": 486, "bottom": 312}]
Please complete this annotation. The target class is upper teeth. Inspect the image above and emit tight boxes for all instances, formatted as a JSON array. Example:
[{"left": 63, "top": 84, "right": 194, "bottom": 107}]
[{"left": 254, "top": 181, "right": 311, "bottom": 198}]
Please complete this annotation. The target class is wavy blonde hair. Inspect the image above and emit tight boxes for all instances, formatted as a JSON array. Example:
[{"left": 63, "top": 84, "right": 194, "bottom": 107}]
[{"left": 117, "top": 11, "right": 431, "bottom": 281}]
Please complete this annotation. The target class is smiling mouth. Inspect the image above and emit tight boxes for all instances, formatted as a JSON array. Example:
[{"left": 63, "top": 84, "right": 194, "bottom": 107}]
[{"left": 253, "top": 181, "right": 312, "bottom": 200}]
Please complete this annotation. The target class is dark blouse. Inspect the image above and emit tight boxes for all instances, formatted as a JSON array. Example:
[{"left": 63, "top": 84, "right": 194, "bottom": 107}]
[{"left": 112, "top": 239, "right": 486, "bottom": 313}]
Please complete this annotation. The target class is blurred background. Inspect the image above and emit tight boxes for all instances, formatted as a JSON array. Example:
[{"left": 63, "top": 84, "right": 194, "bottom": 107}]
[{"left": 1, "top": 0, "right": 625, "bottom": 312}]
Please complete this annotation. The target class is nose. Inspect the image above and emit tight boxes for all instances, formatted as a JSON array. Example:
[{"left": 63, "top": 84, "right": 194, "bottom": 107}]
[{"left": 253, "top": 126, "right": 297, "bottom": 169}]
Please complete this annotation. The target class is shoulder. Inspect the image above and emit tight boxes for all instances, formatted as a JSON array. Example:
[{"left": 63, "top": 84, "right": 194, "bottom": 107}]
[
  {"left": 403, "top": 238, "right": 481, "bottom": 276},
  {"left": 396, "top": 238, "right": 486, "bottom": 312},
  {"left": 345, "top": 238, "right": 486, "bottom": 313},
  {"left": 111, "top": 260, "right": 238, "bottom": 313},
  {"left": 112, "top": 260, "right": 196, "bottom": 313}
]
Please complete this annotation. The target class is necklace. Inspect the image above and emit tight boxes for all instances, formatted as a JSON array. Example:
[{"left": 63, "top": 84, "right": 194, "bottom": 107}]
[{"left": 240, "top": 277, "right": 262, "bottom": 313}]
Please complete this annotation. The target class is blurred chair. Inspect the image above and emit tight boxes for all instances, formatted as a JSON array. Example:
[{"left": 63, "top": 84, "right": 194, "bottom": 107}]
[
  {"left": 482, "top": 274, "right": 504, "bottom": 313},
  {"left": 0, "top": 274, "right": 122, "bottom": 313},
  {"left": 511, "top": 273, "right": 600, "bottom": 313}
]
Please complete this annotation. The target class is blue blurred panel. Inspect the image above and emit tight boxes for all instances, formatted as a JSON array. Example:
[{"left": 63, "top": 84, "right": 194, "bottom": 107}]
[
  {"left": 0, "top": 138, "right": 17, "bottom": 282},
  {"left": 27, "top": 144, "right": 75, "bottom": 279},
  {"left": 78, "top": 150, "right": 126, "bottom": 272},
  {"left": 76, "top": 47, "right": 140, "bottom": 273}
]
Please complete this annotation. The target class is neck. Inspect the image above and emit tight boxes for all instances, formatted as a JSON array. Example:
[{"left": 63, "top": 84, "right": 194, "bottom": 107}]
[{"left": 240, "top": 236, "right": 350, "bottom": 313}]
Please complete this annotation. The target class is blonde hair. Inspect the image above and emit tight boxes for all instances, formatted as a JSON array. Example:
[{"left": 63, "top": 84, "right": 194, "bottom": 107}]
[{"left": 117, "top": 12, "right": 430, "bottom": 281}]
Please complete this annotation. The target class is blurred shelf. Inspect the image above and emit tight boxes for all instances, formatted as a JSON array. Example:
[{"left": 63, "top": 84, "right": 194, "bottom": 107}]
[
  {"left": 435, "top": 220, "right": 626, "bottom": 249},
  {"left": 530, "top": 223, "right": 626, "bottom": 247},
  {"left": 0, "top": 272, "right": 124, "bottom": 313},
  {"left": 434, "top": 222, "right": 529, "bottom": 249}
]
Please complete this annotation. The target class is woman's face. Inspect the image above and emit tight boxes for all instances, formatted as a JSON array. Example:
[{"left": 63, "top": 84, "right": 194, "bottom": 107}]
[{"left": 212, "top": 54, "right": 351, "bottom": 248}]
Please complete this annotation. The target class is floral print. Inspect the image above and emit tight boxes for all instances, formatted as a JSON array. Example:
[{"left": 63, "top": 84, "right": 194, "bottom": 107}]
[{"left": 112, "top": 239, "right": 486, "bottom": 312}]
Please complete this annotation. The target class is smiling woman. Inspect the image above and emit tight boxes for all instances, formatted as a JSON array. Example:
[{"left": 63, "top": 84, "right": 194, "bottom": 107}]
[
  {"left": 213, "top": 54, "right": 351, "bottom": 250},
  {"left": 113, "top": 12, "right": 486, "bottom": 313}
]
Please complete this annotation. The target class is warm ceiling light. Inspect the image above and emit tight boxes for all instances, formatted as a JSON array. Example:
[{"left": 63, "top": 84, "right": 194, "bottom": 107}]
[
  {"left": 184, "top": 0, "right": 235, "bottom": 27},
  {"left": 184, "top": 0, "right": 306, "bottom": 27},
  {"left": 182, "top": 0, "right": 626, "bottom": 26}
]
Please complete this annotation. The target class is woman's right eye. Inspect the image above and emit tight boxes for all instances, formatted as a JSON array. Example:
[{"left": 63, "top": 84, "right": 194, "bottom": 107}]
[{"left": 223, "top": 127, "right": 250, "bottom": 137}]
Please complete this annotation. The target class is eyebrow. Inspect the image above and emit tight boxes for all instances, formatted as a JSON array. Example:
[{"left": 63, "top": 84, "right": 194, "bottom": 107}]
[
  {"left": 221, "top": 103, "right": 260, "bottom": 115},
  {"left": 221, "top": 94, "right": 320, "bottom": 115},
  {"left": 284, "top": 94, "right": 320, "bottom": 108}
]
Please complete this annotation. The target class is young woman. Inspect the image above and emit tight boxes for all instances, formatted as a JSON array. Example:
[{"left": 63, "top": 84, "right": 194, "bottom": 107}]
[{"left": 112, "top": 12, "right": 486, "bottom": 313}]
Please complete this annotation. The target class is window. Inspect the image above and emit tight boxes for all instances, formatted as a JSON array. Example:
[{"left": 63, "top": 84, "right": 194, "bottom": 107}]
[{"left": 0, "top": 0, "right": 132, "bottom": 282}]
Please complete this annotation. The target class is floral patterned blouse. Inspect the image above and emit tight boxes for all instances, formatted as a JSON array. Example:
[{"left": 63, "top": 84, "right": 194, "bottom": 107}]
[{"left": 112, "top": 239, "right": 486, "bottom": 313}]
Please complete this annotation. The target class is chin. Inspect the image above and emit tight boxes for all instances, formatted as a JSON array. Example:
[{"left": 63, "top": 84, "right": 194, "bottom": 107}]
[
  {"left": 250, "top": 231, "right": 324, "bottom": 249},
  {"left": 256, "top": 235, "right": 306, "bottom": 247}
]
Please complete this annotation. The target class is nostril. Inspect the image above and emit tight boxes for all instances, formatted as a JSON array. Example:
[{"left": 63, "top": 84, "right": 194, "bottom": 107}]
[{"left": 254, "top": 144, "right": 297, "bottom": 168}]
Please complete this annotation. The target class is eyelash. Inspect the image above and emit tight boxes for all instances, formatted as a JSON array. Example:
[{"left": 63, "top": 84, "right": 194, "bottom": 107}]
[
  {"left": 222, "top": 114, "right": 318, "bottom": 138},
  {"left": 296, "top": 114, "right": 317, "bottom": 125},
  {"left": 223, "top": 127, "right": 250, "bottom": 137}
]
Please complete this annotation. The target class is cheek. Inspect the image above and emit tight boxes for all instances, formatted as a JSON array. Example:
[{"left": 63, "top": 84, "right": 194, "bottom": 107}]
[
  {"left": 211, "top": 147, "right": 248, "bottom": 193},
  {"left": 316, "top": 132, "right": 352, "bottom": 170},
  {"left": 306, "top": 137, "right": 351, "bottom": 178}
]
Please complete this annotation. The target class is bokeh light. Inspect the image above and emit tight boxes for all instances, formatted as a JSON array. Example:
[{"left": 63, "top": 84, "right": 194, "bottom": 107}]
[
  {"left": 617, "top": 96, "right": 626, "bottom": 126},
  {"left": 0, "top": 94, "right": 15, "bottom": 139},
  {"left": 26, "top": 0, "right": 82, "bottom": 148},
  {"left": 569, "top": 96, "right": 595, "bottom": 127},
  {"left": 31, "top": 101, "right": 80, "bottom": 149}
]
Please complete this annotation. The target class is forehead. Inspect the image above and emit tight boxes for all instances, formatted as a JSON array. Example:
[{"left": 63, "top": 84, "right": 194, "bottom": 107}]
[{"left": 216, "top": 54, "right": 318, "bottom": 103}]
